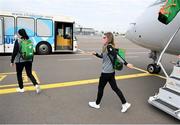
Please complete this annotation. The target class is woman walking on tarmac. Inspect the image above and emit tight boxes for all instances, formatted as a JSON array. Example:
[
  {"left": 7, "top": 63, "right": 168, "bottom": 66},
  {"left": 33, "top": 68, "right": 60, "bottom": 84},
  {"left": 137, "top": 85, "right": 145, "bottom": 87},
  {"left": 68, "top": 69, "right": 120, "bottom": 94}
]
[
  {"left": 89, "top": 32, "right": 133, "bottom": 112},
  {"left": 10, "top": 28, "right": 41, "bottom": 93}
]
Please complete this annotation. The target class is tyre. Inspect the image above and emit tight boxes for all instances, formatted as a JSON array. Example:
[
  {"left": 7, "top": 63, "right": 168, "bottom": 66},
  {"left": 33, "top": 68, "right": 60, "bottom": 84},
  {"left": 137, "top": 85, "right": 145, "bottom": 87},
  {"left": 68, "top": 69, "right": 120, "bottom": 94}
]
[
  {"left": 147, "top": 64, "right": 161, "bottom": 74},
  {"left": 37, "top": 42, "right": 51, "bottom": 55}
]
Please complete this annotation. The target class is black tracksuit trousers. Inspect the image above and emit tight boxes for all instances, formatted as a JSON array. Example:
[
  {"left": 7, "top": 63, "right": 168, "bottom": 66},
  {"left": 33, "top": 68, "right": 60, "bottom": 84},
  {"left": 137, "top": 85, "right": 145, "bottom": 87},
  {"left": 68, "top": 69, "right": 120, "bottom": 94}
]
[
  {"left": 96, "top": 72, "right": 126, "bottom": 105},
  {"left": 16, "top": 61, "right": 38, "bottom": 89}
]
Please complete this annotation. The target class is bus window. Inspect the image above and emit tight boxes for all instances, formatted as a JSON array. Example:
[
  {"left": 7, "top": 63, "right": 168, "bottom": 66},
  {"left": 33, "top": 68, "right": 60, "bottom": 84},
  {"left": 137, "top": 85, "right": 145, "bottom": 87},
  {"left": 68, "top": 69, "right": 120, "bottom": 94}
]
[
  {"left": 37, "top": 19, "right": 53, "bottom": 37},
  {"left": 17, "top": 17, "right": 35, "bottom": 37},
  {"left": 4, "top": 17, "right": 15, "bottom": 36},
  {"left": 64, "top": 27, "right": 72, "bottom": 39},
  {"left": 58, "top": 28, "right": 63, "bottom": 37}
]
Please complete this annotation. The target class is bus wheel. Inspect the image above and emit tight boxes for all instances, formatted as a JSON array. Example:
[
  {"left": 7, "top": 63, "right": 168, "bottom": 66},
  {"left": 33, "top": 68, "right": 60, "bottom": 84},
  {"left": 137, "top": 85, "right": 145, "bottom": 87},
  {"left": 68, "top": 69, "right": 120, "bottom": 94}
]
[{"left": 37, "top": 43, "right": 51, "bottom": 55}]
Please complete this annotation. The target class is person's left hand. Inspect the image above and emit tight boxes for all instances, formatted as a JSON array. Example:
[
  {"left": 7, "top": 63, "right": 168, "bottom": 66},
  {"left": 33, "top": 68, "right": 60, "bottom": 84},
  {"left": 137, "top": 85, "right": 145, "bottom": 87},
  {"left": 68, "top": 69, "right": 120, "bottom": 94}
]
[
  {"left": 127, "top": 63, "right": 134, "bottom": 69},
  {"left": 91, "top": 51, "right": 97, "bottom": 55}
]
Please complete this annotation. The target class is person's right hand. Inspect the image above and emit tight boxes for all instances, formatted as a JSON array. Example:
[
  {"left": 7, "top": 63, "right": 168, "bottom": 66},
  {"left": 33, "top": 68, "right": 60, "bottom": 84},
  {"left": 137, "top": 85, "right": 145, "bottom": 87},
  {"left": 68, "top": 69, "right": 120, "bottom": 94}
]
[
  {"left": 127, "top": 63, "right": 134, "bottom": 69},
  {"left": 10, "top": 63, "right": 15, "bottom": 67}
]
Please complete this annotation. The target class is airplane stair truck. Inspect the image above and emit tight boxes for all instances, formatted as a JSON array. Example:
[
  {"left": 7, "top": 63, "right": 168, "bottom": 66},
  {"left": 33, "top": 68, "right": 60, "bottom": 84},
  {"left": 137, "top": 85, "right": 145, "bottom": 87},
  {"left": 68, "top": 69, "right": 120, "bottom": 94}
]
[{"left": 148, "top": 26, "right": 180, "bottom": 120}]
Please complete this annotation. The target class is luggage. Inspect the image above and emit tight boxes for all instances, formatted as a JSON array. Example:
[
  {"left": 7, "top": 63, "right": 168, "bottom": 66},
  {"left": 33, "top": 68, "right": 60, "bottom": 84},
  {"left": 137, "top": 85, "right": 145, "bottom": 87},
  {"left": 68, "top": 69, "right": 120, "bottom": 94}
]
[{"left": 114, "top": 48, "right": 125, "bottom": 71}]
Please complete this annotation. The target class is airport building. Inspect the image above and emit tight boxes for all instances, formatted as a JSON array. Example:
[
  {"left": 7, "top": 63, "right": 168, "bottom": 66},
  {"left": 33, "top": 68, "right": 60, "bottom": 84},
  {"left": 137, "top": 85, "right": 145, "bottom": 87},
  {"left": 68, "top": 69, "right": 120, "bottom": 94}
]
[
  {"left": 74, "top": 24, "right": 122, "bottom": 36},
  {"left": 75, "top": 27, "right": 96, "bottom": 36}
]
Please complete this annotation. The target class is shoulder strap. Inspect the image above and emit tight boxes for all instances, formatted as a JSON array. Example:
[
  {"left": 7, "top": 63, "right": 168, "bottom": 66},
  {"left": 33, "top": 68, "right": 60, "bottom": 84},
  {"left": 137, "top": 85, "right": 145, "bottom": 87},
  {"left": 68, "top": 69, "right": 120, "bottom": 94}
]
[
  {"left": 116, "top": 50, "right": 128, "bottom": 65},
  {"left": 107, "top": 45, "right": 116, "bottom": 69},
  {"left": 18, "top": 39, "right": 24, "bottom": 62}
]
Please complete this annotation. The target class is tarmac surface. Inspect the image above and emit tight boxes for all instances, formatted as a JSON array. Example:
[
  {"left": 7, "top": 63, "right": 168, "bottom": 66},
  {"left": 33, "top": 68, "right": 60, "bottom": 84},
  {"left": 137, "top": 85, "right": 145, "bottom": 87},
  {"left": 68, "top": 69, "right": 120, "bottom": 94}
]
[{"left": 0, "top": 35, "right": 179, "bottom": 124}]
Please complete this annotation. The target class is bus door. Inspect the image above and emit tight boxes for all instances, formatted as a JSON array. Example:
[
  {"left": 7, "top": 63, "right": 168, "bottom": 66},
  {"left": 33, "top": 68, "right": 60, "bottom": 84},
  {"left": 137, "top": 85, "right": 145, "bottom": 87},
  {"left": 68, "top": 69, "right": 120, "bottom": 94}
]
[
  {"left": 0, "top": 17, "right": 4, "bottom": 53},
  {"left": 55, "top": 22, "right": 73, "bottom": 51}
]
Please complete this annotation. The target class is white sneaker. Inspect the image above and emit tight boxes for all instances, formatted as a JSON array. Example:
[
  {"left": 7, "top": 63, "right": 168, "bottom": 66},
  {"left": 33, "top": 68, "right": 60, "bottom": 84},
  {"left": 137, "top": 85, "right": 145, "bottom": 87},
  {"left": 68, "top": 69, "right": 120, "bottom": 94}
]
[
  {"left": 35, "top": 85, "right": 41, "bottom": 94},
  {"left": 88, "top": 101, "right": 100, "bottom": 109},
  {"left": 16, "top": 88, "right": 25, "bottom": 93},
  {"left": 149, "top": 96, "right": 155, "bottom": 102},
  {"left": 121, "top": 102, "right": 131, "bottom": 113}
]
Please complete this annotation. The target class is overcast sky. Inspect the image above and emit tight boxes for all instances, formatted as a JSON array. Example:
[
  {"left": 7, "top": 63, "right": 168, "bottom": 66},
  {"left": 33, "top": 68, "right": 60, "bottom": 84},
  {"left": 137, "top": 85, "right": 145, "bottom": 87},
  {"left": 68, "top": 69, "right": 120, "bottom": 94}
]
[{"left": 0, "top": 0, "right": 156, "bottom": 32}]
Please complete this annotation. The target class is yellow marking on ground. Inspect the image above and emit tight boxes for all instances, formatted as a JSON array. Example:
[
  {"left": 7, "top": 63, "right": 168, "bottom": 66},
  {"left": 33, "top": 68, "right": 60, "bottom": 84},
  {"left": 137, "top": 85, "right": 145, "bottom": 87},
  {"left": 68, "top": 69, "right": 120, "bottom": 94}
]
[
  {"left": 133, "top": 66, "right": 148, "bottom": 73},
  {"left": 0, "top": 71, "right": 40, "bottom": 88},
  {"left": 0, "top": 75, "right": 7, "bottom": 81},
  {"left": 0, "top": 83, "right": 32, "bottom": 88},
  {"left": 153, "top": 74, "right": 166, "bottom": 79},
  {"left": 115, "top": 73, "right": 153, "bottom": 80},
  {"left": 0, "top": 72, "right": 16, "bottom": 75},
  {"left": 0, "top": 70, "right": 38, "bottom": 75},
  {"left": 22, "top": 73, "right": 28, "bottom": 83},
  {"left": 32, "top": 71, "right": 40, "bottom": 83},
  {"left": 0, "top": 73, "right": 162, "bottom": 95},
  {"left": 0, "top": 67, "right": 166, "bottom": 95},
  {"left": 133, "top": 66, "right": 166, "bottom": 79}
]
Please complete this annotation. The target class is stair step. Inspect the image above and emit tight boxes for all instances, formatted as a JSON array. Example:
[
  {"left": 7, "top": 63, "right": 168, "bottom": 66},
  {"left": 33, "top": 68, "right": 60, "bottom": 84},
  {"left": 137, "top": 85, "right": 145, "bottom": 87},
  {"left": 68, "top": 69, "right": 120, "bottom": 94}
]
[
  {"left": 156, "top": 99, "right": 179, "bottom": 111},
  {"left": 162, "top": 87, "right": 180, "bottom": 96}
]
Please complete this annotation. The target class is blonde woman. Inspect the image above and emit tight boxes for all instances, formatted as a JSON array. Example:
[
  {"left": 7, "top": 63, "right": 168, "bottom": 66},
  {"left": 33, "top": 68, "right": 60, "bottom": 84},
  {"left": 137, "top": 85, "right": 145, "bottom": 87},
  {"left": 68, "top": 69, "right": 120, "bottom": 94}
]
[{"left": 89, "top": 32, "right": 133, "bottom": 112}]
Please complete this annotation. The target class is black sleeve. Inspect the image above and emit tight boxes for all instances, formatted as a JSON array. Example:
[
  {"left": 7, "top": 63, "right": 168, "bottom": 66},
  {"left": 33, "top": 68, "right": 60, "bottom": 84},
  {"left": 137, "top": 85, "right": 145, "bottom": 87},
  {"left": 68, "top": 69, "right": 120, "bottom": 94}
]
[
  {"left": 107, "top": 45, "right": 116, "bottom": 66},
  {"left": 117, "top": 54, "right": 128, "bottom": 66},
  {"left": 95, "top": 53, "right": 103, "bottom": 59},
  {"left": 107, "top": 45, "right": 128, "bottom": 66},
  {"left": 11, "top": 40, "right": 19, "bottom": 63},
  {"left": 107, "top": 45, "right": 116, "bottom": 58}
]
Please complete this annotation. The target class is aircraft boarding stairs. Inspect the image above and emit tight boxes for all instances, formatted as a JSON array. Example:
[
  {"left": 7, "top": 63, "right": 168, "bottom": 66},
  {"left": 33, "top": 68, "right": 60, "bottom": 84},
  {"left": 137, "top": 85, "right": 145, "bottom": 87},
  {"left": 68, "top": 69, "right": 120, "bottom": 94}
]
[{"left": 148, "top": 61, "right": 180, "bottom": 120}]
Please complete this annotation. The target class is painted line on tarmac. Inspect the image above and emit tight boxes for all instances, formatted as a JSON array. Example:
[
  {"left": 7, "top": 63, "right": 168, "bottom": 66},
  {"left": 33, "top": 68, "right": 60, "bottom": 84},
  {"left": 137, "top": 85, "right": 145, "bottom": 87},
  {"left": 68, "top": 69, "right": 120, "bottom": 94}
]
[
  {"left": 32, "top": 71, "right": 40, "bottom": 83},
  {"left": 57, "top": 56, "right": 138, "bottom": 61},
  {"left": 78, "top": 49, "right": 148, "bottom": 55},
  {"left": 75, "top": 52, "right": 139, "bottom": 58},
  {"left": 22, "top": 73, "right": 28, "bottom": 83},
  {"left": 0, "top": 71, "right": 39, "bottom": 81},
  {"left": 133, "top": 66, "right": 166, "bottom": 79},
  {"left": 0, "top": 75, "right": 7, "bottom": 81},
  {"left": 0, "top": 72, "right": 16, "bottom": 75},
  {"left": 125, "top": 48, "right": 148, "bottom": 50},
  {"left": 133, "top": 67, "right": 148, "bottom": 73},
  {"left": 152, "top": 74, "right": 166, "bottom": 79},
  {"left": 58, "top": 58, "right": 92, "bottom": 61},
  {"left": 126, "top": 56, "right": 139, "bottom": 59},
  {"left": 127, "top": 52, "right": 149, "bottom": 55},
  {"left": 0, "top": 71, "right": 40, "bottom": 86},
  {"left": 0, "top": 82, "right": 32, "bottom": 88},
  {"left": 0, "top": 67, "right": 166, "bottom": 89},
  {"left": 0, "top": 72, "right": 164, "bottom": 95}
]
